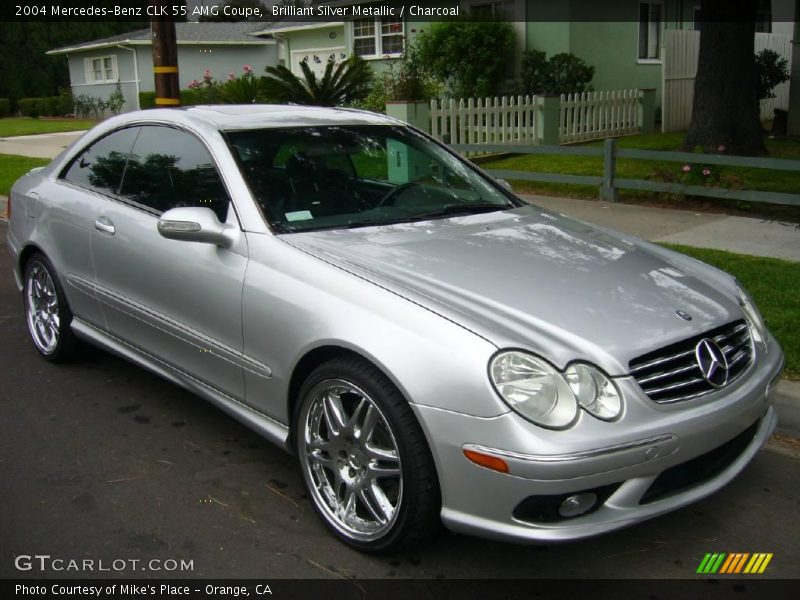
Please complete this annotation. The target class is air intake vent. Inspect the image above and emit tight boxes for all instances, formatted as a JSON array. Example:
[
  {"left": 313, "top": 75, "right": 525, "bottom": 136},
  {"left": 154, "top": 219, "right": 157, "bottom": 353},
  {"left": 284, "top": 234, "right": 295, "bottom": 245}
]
[{"left": 629, "top": 320, "right": 753, "bottom": 405}]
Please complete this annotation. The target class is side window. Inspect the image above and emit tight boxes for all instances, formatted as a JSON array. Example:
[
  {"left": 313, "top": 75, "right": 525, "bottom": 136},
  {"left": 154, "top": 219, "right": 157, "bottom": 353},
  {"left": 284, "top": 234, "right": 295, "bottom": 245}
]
[
  {"left": 61, "top": 128, "right": 140, "bottom": 196},
  {"left": 119, "top": 126, "right": 230, "bottom": 222}
]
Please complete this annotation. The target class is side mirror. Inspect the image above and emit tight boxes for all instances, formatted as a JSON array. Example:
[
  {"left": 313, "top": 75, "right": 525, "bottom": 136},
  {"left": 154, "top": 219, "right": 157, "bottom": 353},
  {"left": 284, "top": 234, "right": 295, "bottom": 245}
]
[
  {"left": 496, "top": 178, "right": 513, "bottom": 192},
  {"left": 157, "top": 207, "right": 235, "bottom": 248}
]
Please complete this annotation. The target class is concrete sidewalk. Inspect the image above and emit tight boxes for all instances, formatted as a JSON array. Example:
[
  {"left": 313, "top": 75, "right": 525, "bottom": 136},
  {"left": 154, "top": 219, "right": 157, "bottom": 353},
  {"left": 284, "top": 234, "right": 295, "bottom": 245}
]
[
  {"left": 0, "top": 130, "right": 86, "bottom": 159},
  {"left": 526, "top": 194, "right": 800, "bottom": 262}
]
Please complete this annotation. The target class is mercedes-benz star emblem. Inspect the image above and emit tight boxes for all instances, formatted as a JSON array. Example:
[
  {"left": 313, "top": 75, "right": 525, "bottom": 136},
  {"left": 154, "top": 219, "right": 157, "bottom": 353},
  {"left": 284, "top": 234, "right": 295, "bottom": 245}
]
[{"left": 695, "top": 339, "right": 729, "bottom": 388}]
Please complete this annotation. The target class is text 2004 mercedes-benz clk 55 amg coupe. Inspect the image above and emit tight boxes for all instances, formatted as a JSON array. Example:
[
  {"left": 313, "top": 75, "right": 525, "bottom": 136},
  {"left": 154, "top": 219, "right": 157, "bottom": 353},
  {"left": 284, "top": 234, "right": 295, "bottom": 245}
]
[{"left": 6, "top": 106, "right": 784, "bottom": 551}]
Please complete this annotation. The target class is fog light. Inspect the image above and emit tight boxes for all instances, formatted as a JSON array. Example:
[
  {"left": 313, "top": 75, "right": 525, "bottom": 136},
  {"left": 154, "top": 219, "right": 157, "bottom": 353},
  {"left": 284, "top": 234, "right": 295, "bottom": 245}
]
[{"left": 558, "top": 493, "right": 597, "bottom": 518}]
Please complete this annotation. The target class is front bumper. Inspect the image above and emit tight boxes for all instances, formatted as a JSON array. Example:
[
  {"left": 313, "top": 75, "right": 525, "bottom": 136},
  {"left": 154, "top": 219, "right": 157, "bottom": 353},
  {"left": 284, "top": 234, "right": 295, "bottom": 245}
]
[{"left": 413, "top": 335, "right": 784, "bottom": 543}]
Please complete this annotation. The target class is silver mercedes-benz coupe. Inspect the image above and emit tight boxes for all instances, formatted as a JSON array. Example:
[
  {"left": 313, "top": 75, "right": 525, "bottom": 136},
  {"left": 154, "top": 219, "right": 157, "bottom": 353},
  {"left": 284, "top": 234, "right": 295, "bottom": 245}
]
[{"left": 6, "top": 106, "right": 784, "bottom": 552}]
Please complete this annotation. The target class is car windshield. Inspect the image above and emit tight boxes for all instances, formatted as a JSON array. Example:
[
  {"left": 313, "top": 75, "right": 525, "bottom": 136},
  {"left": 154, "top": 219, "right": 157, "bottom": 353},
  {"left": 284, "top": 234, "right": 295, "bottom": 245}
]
[{"left": 224, "top": 124, "right": 519, "bottom": 233}]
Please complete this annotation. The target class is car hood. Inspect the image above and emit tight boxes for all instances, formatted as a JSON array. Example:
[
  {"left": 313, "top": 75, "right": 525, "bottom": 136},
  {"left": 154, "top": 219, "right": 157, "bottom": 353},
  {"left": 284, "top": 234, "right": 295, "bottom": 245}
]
[{"left": 284, "top": 205, "right": 742, "bottom": 376}]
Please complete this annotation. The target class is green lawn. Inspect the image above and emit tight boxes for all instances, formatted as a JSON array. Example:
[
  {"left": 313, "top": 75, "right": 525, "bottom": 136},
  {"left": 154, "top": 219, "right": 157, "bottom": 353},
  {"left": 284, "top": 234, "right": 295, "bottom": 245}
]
[
  {"left": 0, "top": 154, "right": 49, "bottom": 195},
  {"left": 665, "top": 244, "right": 800, "bottom": 380},
  {"left": 0, "top": 117, "right": 97, "bottom": 138},
  {"left": 479, "top": 132, "right": 800, "bottom": 208}
]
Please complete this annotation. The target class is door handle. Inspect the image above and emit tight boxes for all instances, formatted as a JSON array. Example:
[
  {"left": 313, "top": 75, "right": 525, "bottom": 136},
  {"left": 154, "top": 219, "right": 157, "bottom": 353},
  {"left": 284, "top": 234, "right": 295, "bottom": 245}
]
[{"left": 94, "top": 217, "right": 115, "bottom": 235}]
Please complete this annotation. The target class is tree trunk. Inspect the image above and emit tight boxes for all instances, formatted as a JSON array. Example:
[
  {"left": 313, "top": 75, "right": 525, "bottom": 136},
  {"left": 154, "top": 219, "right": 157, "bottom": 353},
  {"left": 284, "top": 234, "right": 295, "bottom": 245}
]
[{"left": 684, "top": 0, "right": 766, "bottom": 155}]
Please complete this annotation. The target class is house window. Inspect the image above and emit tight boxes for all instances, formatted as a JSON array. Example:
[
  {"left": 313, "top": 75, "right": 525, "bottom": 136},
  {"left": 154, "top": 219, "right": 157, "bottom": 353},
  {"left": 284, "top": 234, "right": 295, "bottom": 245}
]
[
  {"left": 85, "top": 55, "right": 118, "bottom": 84},
  {"left": 468, "top": 1, "right": 513, "bottom": 19},
  {"left": 755, "top": 0, "right": 772, "bottom": 33},
  {"left": 638, "top": 2, "right": 662, "bottom": 61},
  {"left": 352, "top": 16, "right": 403, "bottom": 58}
]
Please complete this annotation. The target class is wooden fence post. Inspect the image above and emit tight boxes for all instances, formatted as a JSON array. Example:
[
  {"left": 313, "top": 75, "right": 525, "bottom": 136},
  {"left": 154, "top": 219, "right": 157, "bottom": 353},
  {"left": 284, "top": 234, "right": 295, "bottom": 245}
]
[
  {"left": 638, "top": 89, "right": 657, "bottom": 134},
  {"left": 538, "top": 95, "right": 561, "bottom": 145},
  {"left": 601, "top": 138, "right": 619, "bottom": 202}
]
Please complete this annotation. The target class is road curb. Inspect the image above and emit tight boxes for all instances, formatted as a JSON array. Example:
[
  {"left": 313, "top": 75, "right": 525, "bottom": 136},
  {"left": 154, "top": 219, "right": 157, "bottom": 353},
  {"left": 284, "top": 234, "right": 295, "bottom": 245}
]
[{"left": 774, "top": 379, "right": 800, "bottom": 438}]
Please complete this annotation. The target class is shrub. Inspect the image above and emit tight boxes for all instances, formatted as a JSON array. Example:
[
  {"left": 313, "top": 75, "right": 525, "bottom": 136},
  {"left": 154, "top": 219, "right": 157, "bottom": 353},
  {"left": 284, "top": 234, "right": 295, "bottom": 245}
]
[
  {"left": 0, "top": 98, "right": 10, "bottom": 117},
  {"left": 73, "top": 95, "right": 106, "bottom": 119},
  {"left": 519, "top": 50, "right": 595, "bottom": 95},
  {"left": 414, "top": 19, "right": 515, "bottom": 98},
  {"left": 18, "top": 98, "right": 42, "bottom": 118},
  {"left": 263, "top": 56, "right": 373, "bottom": 106},
  {"left": 755, "top": 49, "right": 790, "bottom": 102},
  {"left": 17, "top": 95, "right": 74, "bottom": 117},
  {"left": 106, "top": 83, "right": 125, "bottom": 115}
]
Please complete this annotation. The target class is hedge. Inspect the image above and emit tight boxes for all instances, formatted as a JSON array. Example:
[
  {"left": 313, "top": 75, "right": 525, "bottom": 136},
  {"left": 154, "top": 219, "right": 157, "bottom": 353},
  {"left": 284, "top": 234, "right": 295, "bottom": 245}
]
[
  {"left": 17, "top": 96, "right": 73, "bottom": 118},
  {"left": 0, "top": 98, "right": 10, "bottom": 118},
  {"left": 138, "top": 89, "right": 207, "bottom": 109}
]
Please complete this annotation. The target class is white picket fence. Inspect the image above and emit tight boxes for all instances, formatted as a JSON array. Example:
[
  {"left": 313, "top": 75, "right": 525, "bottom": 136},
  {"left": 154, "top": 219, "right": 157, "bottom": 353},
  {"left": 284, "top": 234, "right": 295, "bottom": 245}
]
[
  {"left": 429, "top": 90, "right": 643, "bottom": 146},
  {"left": 662, "top": 30, "right": 793, "bottom": 133},
  {"left": 430, "top": 96, "right": 540, "bottom": 145},
  {"left": 560, "top": 90, "right": 640, "bottom": 143}
]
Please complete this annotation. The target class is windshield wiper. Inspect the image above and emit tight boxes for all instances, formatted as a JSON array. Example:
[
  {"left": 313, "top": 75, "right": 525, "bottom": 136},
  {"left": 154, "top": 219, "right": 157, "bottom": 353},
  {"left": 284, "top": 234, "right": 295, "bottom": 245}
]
[{"left": 345, "top": 203, "right": 511, "bottom": 230}]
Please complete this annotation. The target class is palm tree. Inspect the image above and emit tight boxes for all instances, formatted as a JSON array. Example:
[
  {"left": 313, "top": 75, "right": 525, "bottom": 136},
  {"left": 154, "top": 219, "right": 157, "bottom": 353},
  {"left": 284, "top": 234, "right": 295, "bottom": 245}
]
[{"left": 262, "top": 56, "right": 372, "bottom": 107}]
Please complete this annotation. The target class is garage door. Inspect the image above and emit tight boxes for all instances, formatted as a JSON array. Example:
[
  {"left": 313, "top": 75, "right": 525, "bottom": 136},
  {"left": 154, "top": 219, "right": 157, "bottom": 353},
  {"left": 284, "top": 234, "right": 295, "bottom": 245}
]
[{"left": 290, "top": 47, "right": 348, "bottom": 79}]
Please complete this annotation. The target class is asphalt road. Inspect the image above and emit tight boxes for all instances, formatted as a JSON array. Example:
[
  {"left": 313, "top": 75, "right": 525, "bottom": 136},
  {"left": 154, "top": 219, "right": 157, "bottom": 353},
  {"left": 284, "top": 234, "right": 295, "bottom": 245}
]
[{"left": 1, "top": 221, "right": 799, "bottom": 581}]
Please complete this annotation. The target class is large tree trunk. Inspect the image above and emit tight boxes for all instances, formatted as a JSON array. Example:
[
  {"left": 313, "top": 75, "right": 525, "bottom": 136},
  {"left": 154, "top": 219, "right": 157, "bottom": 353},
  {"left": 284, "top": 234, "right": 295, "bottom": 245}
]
[{"left": 684, "top": 0, "right": 766, "bottom": 155}]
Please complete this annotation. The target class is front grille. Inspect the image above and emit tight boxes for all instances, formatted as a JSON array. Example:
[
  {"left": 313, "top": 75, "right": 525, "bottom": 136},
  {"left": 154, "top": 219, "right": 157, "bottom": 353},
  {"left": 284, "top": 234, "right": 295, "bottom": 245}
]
[
  {"left": 630, "top": 320, "right": 753, "bottom": 405},
  {"left": 640, "top": 418, "right": 760, "bottom": 505}
]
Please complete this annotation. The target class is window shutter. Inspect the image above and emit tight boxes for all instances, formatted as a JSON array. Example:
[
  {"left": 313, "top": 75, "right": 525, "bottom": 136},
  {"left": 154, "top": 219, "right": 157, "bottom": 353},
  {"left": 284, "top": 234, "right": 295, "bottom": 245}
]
[{"left": 84, "top": 58, "right": 93, "bottom": 84}]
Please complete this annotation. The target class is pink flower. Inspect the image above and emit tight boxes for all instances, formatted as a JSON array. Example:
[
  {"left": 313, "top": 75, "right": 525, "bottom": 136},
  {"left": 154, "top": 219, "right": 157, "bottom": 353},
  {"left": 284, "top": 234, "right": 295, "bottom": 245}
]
[
  {"left": 187, "top": 79, "right": 200, "bottom": 89},
  {"left": 717, "top": 144, "right": 727, "bottom": 153},
  {"left": 228, "top": 72, "right": 235, "bottom": 81},
  {"left": 243, "top": 64, "right": 252, "bottom": 73},
  {"left": 682, "top": 165, "right": 691, "bottom": 173},
  {"left": 203, "top": 69, "right": 212, "bottom": 82},
  {"left": 702, "top": 168, "right": 711, "bottom": 177}
]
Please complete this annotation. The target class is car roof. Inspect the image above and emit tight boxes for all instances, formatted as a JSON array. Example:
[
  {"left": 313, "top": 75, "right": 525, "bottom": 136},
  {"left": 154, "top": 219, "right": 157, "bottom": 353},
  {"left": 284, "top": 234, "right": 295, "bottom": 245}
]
[{"left": 116, "top": 105, "right": 400, "bottom": 131}]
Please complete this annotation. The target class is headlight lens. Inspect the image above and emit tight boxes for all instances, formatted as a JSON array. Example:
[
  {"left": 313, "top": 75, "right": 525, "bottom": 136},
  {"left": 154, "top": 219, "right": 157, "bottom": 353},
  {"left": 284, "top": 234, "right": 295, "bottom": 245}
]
[
  {"left": 564, "top": 364, "right": 622, "bottom": 420},
  {"left": 490, "top": 351, "right": 578, "bottom": 429},
  {"left": 737, "top": 284, "right": 766, "bottom": 347}
]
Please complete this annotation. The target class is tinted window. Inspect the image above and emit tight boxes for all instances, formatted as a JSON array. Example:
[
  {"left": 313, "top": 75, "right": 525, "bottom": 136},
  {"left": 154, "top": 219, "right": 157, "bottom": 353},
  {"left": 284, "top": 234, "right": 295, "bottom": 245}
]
[
  {"left": 119, "top": 126, "right": 229, "bottom": 222},
  {"left": 62, "top": 128, "right": 139, "bottom": 196},
  {"left": 226, "top": 125, "right": 517, "bottom": 233}
]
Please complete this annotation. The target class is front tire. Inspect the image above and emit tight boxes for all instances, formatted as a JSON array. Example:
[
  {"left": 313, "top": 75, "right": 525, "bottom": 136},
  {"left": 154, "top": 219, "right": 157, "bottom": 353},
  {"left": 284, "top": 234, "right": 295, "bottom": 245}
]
[
  {"left": 294, "top": 356, "right": 441, "bottom": 552},
  {"left": 23, "top": 253, "right": 81, "bottom": 362}
]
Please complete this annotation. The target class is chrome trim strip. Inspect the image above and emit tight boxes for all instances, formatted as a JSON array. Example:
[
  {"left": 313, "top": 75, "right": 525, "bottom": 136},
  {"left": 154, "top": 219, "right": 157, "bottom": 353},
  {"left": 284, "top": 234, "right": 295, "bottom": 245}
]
[
  {"left": 637, "top": 362, "right": 699, "bottom": 385},
  {"left": 643, "top": 376, "right": 705, "bottom": 395},
  {"left": 463, "top": 434, "right": 678, "bottom": 464},
  {"left": 65, "top": 274, "right": 272, "bottom": 379},
  {"left": 629, "top": 348, "right": 694, "bottom": 374}
]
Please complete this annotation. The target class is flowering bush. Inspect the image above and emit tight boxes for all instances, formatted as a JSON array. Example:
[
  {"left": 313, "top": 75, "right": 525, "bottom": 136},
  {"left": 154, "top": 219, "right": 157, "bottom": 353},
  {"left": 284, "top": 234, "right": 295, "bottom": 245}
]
[{"left": 648, "top": 143, "right": 744, "bottom": 199}]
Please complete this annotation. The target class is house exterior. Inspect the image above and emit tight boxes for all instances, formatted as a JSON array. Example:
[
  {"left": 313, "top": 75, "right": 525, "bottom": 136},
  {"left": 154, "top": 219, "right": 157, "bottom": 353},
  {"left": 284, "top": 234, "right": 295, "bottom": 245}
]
[
  {"left": 253, "top": 0, "right": 793, "bottom": 111},
  {"left": 47, "top": 23, "right": 278, "bottom": 112}
]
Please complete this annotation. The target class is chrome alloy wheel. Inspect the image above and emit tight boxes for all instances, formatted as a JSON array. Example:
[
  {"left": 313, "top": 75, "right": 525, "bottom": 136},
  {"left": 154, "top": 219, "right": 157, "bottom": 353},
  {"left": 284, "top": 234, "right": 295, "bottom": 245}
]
[
  {"left": 299, "top": 379, "right": 403, "bottom": 542},
  {"left": 25, "top": 262, "right": 60, "bottom": 354}
]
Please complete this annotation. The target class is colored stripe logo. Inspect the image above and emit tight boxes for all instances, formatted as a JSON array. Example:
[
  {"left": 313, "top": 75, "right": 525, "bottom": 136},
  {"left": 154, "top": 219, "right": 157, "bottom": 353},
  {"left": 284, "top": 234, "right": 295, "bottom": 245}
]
[{"left": 697, "top": 552, "right": 773, "bottom": 574}]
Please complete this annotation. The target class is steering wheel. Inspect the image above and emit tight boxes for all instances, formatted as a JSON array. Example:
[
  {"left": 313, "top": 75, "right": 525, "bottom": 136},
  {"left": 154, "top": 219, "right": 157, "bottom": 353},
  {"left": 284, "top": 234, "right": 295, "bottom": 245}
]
[{"left": 377, "top": 182, "right": 423, "bottom": 207}]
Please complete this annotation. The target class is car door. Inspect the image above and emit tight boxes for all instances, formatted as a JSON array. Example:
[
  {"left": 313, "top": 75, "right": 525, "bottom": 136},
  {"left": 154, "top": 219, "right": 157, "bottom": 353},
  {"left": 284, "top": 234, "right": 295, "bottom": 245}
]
[
  {"left": 50, "top": 128, "right": 140, "bottom": 328},
  {"left": 89, "top": 124, "right": 248, "bottom": 400}
]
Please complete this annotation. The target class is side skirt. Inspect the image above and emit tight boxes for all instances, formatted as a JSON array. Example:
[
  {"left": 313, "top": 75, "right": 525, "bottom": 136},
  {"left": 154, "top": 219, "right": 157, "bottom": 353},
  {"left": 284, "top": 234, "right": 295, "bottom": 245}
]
[{"left": 71, "top": 317, "right": 291, "bottom": 452}]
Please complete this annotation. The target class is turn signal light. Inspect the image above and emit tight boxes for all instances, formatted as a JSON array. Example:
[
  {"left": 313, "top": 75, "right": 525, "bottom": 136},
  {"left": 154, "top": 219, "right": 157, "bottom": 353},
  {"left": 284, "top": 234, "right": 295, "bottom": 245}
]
[{"left": 463, "top": 449, "right": 509, "bottom": 474}]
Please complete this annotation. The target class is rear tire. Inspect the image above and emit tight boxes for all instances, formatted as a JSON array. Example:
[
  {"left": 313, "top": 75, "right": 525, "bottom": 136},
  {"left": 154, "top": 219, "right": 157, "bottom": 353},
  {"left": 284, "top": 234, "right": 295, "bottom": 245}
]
[
  {"left": 23, "top": 252, "right": 82, "bottom": 362},
  {"left": 294, "top": 356, "right": 441, "bottom": 552}
]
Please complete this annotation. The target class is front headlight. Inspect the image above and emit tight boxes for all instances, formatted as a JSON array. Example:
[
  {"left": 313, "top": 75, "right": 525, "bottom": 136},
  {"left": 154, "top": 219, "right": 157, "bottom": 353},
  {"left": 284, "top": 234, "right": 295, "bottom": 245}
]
[
  {"left": 489, "top": 351, "right": 578, "bottom": 429},
  {"left": 564, "top": 364, "right": 622, "bottom": 421},
  {"left": 737, "top": 284, "right": 766, "bottom": 348}
]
